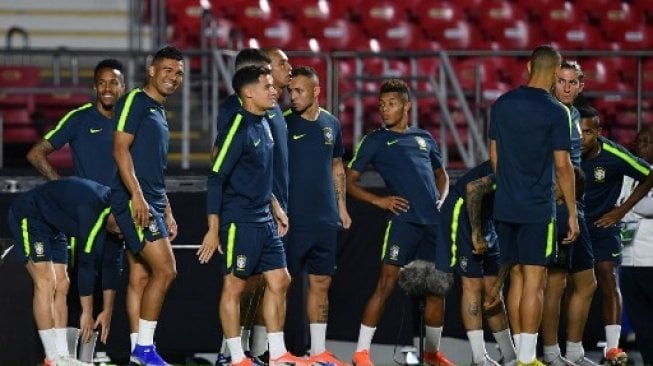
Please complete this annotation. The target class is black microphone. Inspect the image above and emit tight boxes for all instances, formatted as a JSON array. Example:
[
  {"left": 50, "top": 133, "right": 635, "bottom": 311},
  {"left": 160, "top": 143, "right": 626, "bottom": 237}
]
[{"left": 398, "top": 259, "right": 453, "bottom": 298}]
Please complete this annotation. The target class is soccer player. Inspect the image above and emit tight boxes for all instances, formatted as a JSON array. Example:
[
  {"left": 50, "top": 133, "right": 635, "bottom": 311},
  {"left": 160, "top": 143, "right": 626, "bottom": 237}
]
[
  {"left": 284, "top": 66, "right": 351, "bottom": 365},
  {"left": 489, "top": 45, "right": 578, "bottom": 365},
  {"left": 111, "top": 46, "right": 183, "bottom": 366},
  {"left": 541, "top": 61, "right": 598, "bottom": 366},
  {"left": 620, "top": 126, "right": 653, "bottom": 365},
  {"left": 198, "top": 65, "right": 303, "bottom": 366},
  {"left": 210, "top": 48, "right": 290, "bottom": 365},
  {"left": 7, "top": 177, "right": 120, "bottom": 366},
  {"left": 26, "top": 59, "right": 126, "bottom": 352},
  {"left": 579, "top": 105, "right": 653, "bottom": 363},
  {"left": 441, "top": 160, "right": 516, "bottom": 365},
  {"left": 346, "top": 79, "right": 453, "bottom": 366}
]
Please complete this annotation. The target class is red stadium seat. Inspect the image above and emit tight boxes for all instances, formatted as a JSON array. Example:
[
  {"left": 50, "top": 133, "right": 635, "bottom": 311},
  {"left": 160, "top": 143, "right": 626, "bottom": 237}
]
[
  {"left": 599, "top": 2, "right": 641, "bottom": 41},
  {"left": 3, "top": 127, "right": 40, "bottom": 143},
  {"left": 549, "top": 24, "right": 609, "bottom": 50},
  {"left": 1, "top": 109, "right": 31, "bottom": 126},
  {"left": 429, "top": 20, "right": 488, "bottom": 50},
  {"left": 580, "top": 58, "right": 624, "bottom": 91},
  {"left": 0, "top": 93, "right": 34, "bottom": 112},
  {"left": 0, "top": 65, "right": 40, "bottom": 87},
  {"left": 246, "top": 20, "right": 300, "bottom": 49},
  {"left": 477, "top": 1, "right": 527, "bottom": 40},
  {"left": 415, "top": 1, "right": 468, "bottom": 38},
  {"left": 452, "top": 58, "right": 502, "bottom": 90},
  {"left": 489, "top": 20, "right": 544, "bottom": 50},
  {"left": 643, "top": 58, "right": 653, "bottom": 91},
  {"left": 230, "top": 0, "right": 277, "bottom": 36},
  {"left": 284, "top": 0, "right": 346, "bottom": 34},
  {"left": 359, "top": 0, "right": 407, "bottom": 34},
  {"left": 574, "top": 0, "right": 616, "bottom": 21},
  {"left": 312, "top": 18, "right": 366, "bottom": 51},
  {"left": 540, "top": 2, "right": 579, "bottom": 31},
  {"left": 373, "top": 21, "right": 421, "bottom": 51},
  {"left": 611, "top": 25, "right": 653, "bottom": 51}
]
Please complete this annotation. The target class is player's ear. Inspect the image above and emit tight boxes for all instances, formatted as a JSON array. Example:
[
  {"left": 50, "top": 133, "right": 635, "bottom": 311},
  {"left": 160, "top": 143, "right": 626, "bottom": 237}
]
[
  {"left": 526, "top": 61, "right": 532, "bottom": 75},
  {"left": 148, "top": 65, "right": 155, "bottom": 79},
  {"left": 314, "top": 86, "right": 321, "bottom": 98}
]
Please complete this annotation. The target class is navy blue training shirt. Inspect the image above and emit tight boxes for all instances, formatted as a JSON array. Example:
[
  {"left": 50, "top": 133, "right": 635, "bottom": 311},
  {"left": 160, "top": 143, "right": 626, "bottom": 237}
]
[
  {"left": 45, "top": 103, "right": 117, "bottom": 186},
  {"left": 216, "top": 94, "right": 289, "bottom": 212},
  {"left": 569, "top": 106, "right": 582, "bottom": 168},
  {"left": 582, "top": 137, "right": 650, "bottom": 219},
  {"left": 489, "top": 86, "right": 571, "bottom": 224},
  {"left": 207, "top": 110, "right": 274, "bottom": 224},
  {"left": 10, "top": 177, "right": 111, "bottom": 296},
  {"left": 348, "top": 127, "right": 443, "bottom": 225},
  {"left": 113, "top": 88, "right": 169, "bottom": 210},
  {"left": 286, "top": 108, "right": 344, "bottom": 229}
]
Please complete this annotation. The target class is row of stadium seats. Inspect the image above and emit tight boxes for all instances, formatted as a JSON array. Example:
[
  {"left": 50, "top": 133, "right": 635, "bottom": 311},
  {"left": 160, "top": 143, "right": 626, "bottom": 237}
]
[{"left": 167, "top": 0, "right": 653, "bottom": 51}]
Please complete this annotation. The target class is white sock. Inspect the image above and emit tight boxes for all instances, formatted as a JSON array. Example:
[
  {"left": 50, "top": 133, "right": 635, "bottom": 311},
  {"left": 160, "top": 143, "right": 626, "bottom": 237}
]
[
  {"left": 241, "top": 327, "right": 250, "bottom": 352},
  {"left": 130, "top": 333, "right": 138, "bottom": 352},
  {"left": 513, "top": 334, "right": 521, "bottom": 353},
  {"left": 565, "top": 341, "right": 584, "bottom": 362},
  {"left": 268, "top": 332, "right": 287, "bottom": 359},
  {"left": 310, "top": 323, "right": 327, "bottom": 355},
  {"left": 605, "top": 324, "right": 621, "bottom": 350},
  {"left": 39, "top": 329, "right": 59, "bottom": 360},
  {"left": 493, "top": 328, "right": 516, "bottom": 362},
  {"left": 467, "top": 330, "right": 487, "bottom": 363},
  {"left": 227, "top": 337, "right": 245, "bottom": 363},
  {"left": 53, "top": 328, "right": 69, "bottom": 357},
  {"left": 251, "top": 325, "right": 268, "bottom": 356},
  {"left": 136, "top": 319, "right": 157, "bottom": 346},
  {"left": 425, "top": 326, "right": 443, "bottom": 352},
  {"left": 356, "top": 324, "right": 376, "bottom": 352},
  {"left": 517, "top": 333, "right": 537, "bottom": 364},
  {"left": 543, "top": 344, "right": 561, "bottom": 363}
]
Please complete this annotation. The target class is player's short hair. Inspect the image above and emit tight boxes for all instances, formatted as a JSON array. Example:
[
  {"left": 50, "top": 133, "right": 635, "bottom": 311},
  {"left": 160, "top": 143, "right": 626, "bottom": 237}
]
[
  {"left": 232, "top": 65, "right": 271, "bottom": 96},
  {"left": 262, "top": 47, "right": 282, "bottom": 56},
  {"left": 573, "top": 166, "right": 585, "bottom": 198},
  {"left": 235, "top": 48, "right": 272, "bottom": 71},
  {"left": 561, "top": 60, "right": 584, "bottom": 81},
  {"left": 577, "top": 104, "right": 599, "bottom": 120},
  {"left": 291, "top": 66, "right": 319, "bottom": 84},
  {"left": 94, "top": 59, "right": 124, "bottom": 80},
  {"left": 152, "top": 46, "right": 183, "bottom": 64},
  {"left": 530, "top": 45, "right": 561, "bottom": 71},
  {"left": 380, "top": 79, "right": 410, "bottom": 100}
]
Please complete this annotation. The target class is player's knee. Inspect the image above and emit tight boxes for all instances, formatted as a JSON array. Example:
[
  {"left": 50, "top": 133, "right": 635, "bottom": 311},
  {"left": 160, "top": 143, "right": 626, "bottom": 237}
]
[
  {"left": 54, "top": 274, "right": 70, "bottom": 294},
  {"left": 34, "top": 274, "right": 56, "bottom": 295},
  {"left": 266, "top": 271, "right": 291, "bottom": 295},
  {"left": 309, "top": 275, "right": 331, "bottom": 292},
  {"left": 461, "top": 277, "right": 482, "bottom": 294}
]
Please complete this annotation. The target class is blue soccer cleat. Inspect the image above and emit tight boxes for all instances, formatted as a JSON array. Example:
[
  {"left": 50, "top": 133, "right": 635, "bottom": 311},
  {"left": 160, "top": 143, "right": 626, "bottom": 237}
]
[{"left": 130, "top": 344, "right": 171, "bottom": 366}]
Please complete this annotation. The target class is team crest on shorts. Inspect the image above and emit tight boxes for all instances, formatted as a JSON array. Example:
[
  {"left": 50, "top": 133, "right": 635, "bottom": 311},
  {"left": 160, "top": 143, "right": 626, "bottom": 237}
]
[
  {"left": 34, "top": 242, "right": 44, "bottom": 258},
  {"left": 148, "top": 218, "right": 159, "bottom": 234},
  {"left": 593, "top": 166, "right": 606, "bottom": 183},
  {"left": 459, "top": 256, "right": 468, "bottom": 272},
  {"left": 236, "top": 255, "right": 247, "bottom": 271},
  {"left": 414, "top": 136, "right": 428, "bottom": 151},
  {"left": 389, "top": 245, "right": 400, "bottom": 261},
  {"left": 323, "top": 127, "right": 334, "bottom": 145}
]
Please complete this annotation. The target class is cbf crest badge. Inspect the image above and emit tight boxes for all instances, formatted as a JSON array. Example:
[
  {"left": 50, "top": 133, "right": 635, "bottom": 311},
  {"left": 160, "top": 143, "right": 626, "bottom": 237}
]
[
  {"left": 148, "top": 218, "right": 159, "bottom": 234},
  {"left": 34, "top": 242, "right": 45, "bottom": 258},
  {"left": 389, "top": 245, "right": 400, "bottom": 261},
  {"left": 414, "top": 136, "right": 428, "bottom": 151},
  {"left": 323, "top": 127, "right": 334, "bottom": 145},
  {"left": 459, "top": 256, "right": 468, "bottom": 273},
  {"left": 594, "top": 166, "right": 606, "bottom": 183},
  {"left": 236, "top": 255, "right": 247, "bottom": 271}
]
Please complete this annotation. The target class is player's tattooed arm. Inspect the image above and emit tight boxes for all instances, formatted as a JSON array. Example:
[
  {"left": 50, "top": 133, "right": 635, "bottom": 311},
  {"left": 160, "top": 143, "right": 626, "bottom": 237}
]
[
  {"left": 333, "top": 158, "right": 352, "bottom": 228},
  {"left": 26, "top": 139, "right": 60, "bottom": 180},
  {"left": 466, "top": 176, "right": 494, "bottom": 254}
]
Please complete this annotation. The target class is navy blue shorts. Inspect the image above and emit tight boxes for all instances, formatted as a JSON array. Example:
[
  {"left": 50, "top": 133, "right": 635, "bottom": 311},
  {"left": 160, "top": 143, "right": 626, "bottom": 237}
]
[
  {"left": 111, "top": 190, "right": 168, "bottom": 253},
  {"left": 496, "top": 219, "right": 555, "bottom": 266},
  {"left": 587, "top": 222, "right": 622, "bottom": 264},
  {"left": 286, "top": 228, "right": 338, "bottom": 276},
  {"left": 220, "top": 221, "right": 286, "bottom": 278},
  {"left": 443, "top": 197, "right": 499, "bottom": 278},
  {"left": 8, "top": 208, "right": 68, "bottom": 264},
  {"left": 570, "top": 216, "right": 594, "bottom": 272},
  {"left": 381, "top": 219, "right": 450, "bottom": 272}
]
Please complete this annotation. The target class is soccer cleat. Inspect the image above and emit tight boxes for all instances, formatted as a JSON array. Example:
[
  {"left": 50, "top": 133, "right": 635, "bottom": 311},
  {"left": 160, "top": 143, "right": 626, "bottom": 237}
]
[
  {"left": 269, "top": 352, "right": 310, "bottom": 366},
  {"left": 352, "top": 350, "right": 374, "bottom": 366},
  {"left": 309, "top": 350, "right": 350, "bottom": 366},
  {"left": 130, "top": 344, "right": 172, "bottom": 366},
  {"left": 424, "top": 351, "right": 455, "bottom": 366},
  {"left": 251, "top": 351, "right": 269, "bottom": 366},
  {"left": 44, "top": 358, "right": 55, "bottom": 366},
  {"left": 605, "top": 348, "right": 628, "bottom": 366},
  {"left": 516, "top": 361, "right": 546, "bottom": 366},
  {"left": 544, "top": 355, "right": 575, "bottom": 366},
  {"left": 232, "top": 358, "right": 255, "bottom": 366},
  {"left": 570, "top": 357, "right": 599, "bottom": 366},
  {"left": 216, "top": 353, "right": 233, "bottom": 366},
  {"left": 473, "top": 354, "right": 501, "bottom": 366}
]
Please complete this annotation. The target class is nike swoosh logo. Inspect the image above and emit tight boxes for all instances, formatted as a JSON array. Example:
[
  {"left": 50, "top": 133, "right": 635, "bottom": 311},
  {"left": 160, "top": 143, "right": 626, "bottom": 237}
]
[
  {"left": 150, "top": 108, "right": 158, "bottom": 113},
  {"left": 386, "top": 140, "right": 399, "bottom": 146},
  {"left": 253, "top": 139, "right": 261, "bottom": 147},
  {"left": 90, "top": 128, "right": 102, "bottom": 133},
  {"left": 293, "top": 134, "right": 307, "bottom": 140},
  {"left": 611, "top": 251, "right": 622, "bottom": 257},
  {"left": 268, "top": 113, "right": 276, "bottom": 118}
]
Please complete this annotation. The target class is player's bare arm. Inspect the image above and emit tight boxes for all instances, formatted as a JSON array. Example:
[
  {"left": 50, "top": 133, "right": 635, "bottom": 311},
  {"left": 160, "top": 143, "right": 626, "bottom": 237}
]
[
  {"left": 113, "top": 130, "right": 149, "bottom": 228},
  {"left": 489, "top": 139, "right": 498, "bottom": 173},
  {"left": 198, "top": 214, "right": 221, "bottom": 263},
  {"left": 26, "top": 139, "right": 60, "bottom": 180},
  {"left": 164, "top": 194, "right": 178, "bottom": 241},
  {"left": 346, "top": 168, "right": 409, "bottom": 215},
  {"left": 554, "top": 150, "right": 579, "bottom": 244},
  {"left": 271, "top": 194, "right": 289, "bottom": 236},
  {"left": 434, "top": 167, "right": 450, "bottom": 208},
  {"left": 333, "top": 158, "right": 352, "bottom": 228},
  {"left": 466, "top": 176, "right": 494, "bottom": 254},
  {"left": 597, "top": 172, "right": 653, "bottom": 228}
]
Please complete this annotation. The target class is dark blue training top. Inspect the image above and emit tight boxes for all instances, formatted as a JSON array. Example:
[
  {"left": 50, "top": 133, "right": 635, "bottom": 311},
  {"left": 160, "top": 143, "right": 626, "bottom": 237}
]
[
  {"left": 489, "top": 86, "right": 571, "bottom": 224},
  {"left": 286, "top": 108, "right": 344, "bottom": 229},
  {"left": 45, "top": 103, "right": 117, "bottom": 187},
  {"left": 216, "top": 94, "right": 289, "bottom": 212},
  {"left": 9, "top": 177, "right": 111, "bottom": 296},
  {"left": 113, "top": 88, "right": 169, "bottom": 210},
  {"left": 570, "top": 106, "right": 582, "bottom": 168},
  {"left": 348, "top": 127, "right": 444, "bottom": 225},
  {"left": 582, "top": 137, "right": 650, "bottom": 219},
  {"left": 207, "top": 110, "right": 274, "bottom": 224}
]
